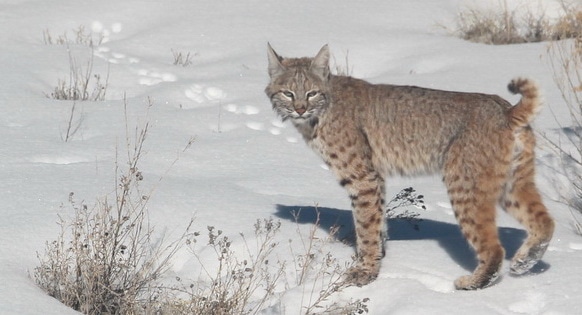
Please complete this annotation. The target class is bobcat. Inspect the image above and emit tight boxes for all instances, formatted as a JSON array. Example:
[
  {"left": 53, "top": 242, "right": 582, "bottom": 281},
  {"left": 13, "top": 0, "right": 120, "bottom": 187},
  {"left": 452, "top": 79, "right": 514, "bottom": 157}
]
[{"left": 264, "top": 44, "right": 554, "bottom": 290}]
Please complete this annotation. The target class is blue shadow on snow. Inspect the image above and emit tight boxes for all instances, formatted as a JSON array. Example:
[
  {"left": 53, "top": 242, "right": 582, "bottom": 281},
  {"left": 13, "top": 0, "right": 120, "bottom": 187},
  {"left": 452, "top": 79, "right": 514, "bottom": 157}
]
[{"left": 274, "top": 204, "right": 550, "bottom": 274}]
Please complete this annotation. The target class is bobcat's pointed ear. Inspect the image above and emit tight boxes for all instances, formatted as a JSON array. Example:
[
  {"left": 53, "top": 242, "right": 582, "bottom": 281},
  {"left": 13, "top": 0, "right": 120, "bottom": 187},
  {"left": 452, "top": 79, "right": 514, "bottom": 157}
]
[
  {"left": 311, "top": 44, "right": 330, "bottom": 80},
  {"left": 267, "top": 43, "right": 285, "bottom": 78}
]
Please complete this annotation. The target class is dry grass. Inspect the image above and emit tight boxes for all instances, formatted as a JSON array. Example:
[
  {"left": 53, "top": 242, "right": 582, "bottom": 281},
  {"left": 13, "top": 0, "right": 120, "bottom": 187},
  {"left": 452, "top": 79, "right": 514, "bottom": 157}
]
[
  {"left": 160, "top": 213, "right": 370, "bottom": 315},
  {"left": 159, "top": 220, "right": 285, "bottom": 315},
  {"left": 35, "top": 100, "right": 190, "bottom": 314},
  {"left": 35, "top": 102, "right": 370, "bottom": 314},
  {"left": 286, "top": 210, "right": 357, "bottom": 314},
  {"left": 36, "top": 177, "right": 369, "bottom": 314},
  {"left": 44, "top": 26, "right": 109, "bottom": 101},
  {"left": 43, "top": 25, "right": 104, "bottom": 46},
  {"left": 171, "top": 49, "right": 195, "bottom": 67},
  {"left": 455, "top": 1, "right": 582, "bottom": 45},
  {"left": 47, "top": 46, "right": 109, "bottom": 101},
  {"left": 552, "top": 3, "right": 582, "bottom": 39},
  {"left": 62, "top": 100, "right": 84, "bottom": 142},
  {"left": 547, "top": 35, "right": 582, "bottom": 234},
  {"left": 332, "top": 51, "right": 353, "bottom": 76}
]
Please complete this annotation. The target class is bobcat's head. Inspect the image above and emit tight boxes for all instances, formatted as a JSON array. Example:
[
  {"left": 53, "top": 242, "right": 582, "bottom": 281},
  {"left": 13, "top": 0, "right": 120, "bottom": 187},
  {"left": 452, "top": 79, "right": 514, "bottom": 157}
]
[{"left": 265, "top": 44, "right": 331, "bottom": 125}]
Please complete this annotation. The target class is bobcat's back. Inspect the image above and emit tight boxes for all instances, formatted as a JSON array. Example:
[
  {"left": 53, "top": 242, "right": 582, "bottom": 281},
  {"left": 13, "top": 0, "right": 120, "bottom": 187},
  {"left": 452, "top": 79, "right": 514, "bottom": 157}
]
[{"left": 315, "top": 75, "right": 513, "bottom": 176}]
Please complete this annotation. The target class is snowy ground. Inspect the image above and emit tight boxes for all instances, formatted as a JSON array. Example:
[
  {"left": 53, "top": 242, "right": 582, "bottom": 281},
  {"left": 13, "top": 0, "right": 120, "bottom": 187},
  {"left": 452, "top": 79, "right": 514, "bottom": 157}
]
[{"left": 0, "top": 0, "right": 581, "bottom": 314}]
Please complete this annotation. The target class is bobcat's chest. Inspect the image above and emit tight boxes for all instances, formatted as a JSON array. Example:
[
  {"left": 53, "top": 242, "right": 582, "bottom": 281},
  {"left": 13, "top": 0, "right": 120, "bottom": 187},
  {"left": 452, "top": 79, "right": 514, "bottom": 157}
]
[
  {"left": 293, "top": 115, "right": 352, "bottom": 169},
  {"left": 307, "top": 134, "right": 328, "bottom": 160},
  {"left": 305, "top": 123, "right": 345, "bottom": 168},
  {"left": 291, "top": 118, "right": 329, "bottom": 159}
]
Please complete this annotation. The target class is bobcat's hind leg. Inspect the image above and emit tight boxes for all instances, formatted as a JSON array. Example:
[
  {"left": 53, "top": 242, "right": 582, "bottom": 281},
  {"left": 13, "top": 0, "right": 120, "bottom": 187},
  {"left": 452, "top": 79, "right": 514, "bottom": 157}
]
[
  {"left": 444, "top": 143, "right": 508, "bottom": 290},
  {"left": 450, "top": 197, "right": 505, "bottom": 290},
  {"left": 501, "top": 130, "right": 554, "bottom": 275},
  {"left": 340, "top": 170, "right": 386, "bottom": 287},
  {"left": 502, "top": 183, "right": 553, "bottom": 275}
]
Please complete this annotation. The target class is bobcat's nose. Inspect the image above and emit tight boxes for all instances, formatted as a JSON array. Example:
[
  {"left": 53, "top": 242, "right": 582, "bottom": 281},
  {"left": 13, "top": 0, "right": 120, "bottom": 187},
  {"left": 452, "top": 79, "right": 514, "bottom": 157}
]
[{"left": 295, "top": 107, "right": 306, "bottom": 115}]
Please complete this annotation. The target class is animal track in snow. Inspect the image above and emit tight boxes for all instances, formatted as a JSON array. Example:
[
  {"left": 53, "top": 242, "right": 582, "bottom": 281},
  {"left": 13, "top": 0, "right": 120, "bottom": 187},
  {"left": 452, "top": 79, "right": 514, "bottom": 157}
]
[
  {"left": 89, "top": 21, "right": 135, "bottom": 64},
  {"left": 184, "top": 84, "right": 204, "bottom": 103},
  {"left": 91, "top": 21, "right": 123, "bottom": 44},
  {"left": 204, "top": 86, "right": 227, "bottom": 101},
  {"left": 90, "top": 21, "right": 178, "bottom": 88},
  {"left": 111, "top": 52, "right": 125, "bottom": 59},
  {"left": 219, "top": 103, "right": 276, "bottom": 134},
  {"left": 84, "top": 20, "right": 253, "bottom": 137},
  {"left": 238, "top": 117, "right": 297, "bottom": 142},
  {"left": 27, "top": 154, "right": 91, "bottom": 165},
  {"left": 138, "top": 69, "right": 177, "bottom": 86},
  {"left": 225, "top": 104, "right": 260, "bottom": 115},
  {"left": 269, "top": 119, "right": 286, "bottom": 135},
  {"left": 268, "top": 127, "right": 281, "bottom": 135},
  {"left": 184, "top": 84, "right": 226, "bottom": 105},
  {"left": 94, "top": 46, "right": 140, "bottom": 64},
  {"left": 245, "top": 121, "right": 264, "bottom": 131},
  {"left": 271, "top": 119, "right": 286, "bottom": 128}
]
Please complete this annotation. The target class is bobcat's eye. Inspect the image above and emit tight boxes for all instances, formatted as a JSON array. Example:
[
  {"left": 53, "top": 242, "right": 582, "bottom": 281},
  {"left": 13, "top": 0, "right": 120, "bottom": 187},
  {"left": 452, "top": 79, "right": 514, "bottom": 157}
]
[
  {"left": 306, "top": 91, "right": 319, "bottom": 99},
  {"left": 282, "top": 91, "right": 295, "bottom": 99}
]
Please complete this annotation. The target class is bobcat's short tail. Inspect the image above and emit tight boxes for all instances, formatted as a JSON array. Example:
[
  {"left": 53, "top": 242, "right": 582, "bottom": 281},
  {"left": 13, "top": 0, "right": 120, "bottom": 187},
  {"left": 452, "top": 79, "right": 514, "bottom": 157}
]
[{"left": 507, "top": 78, "right": 541, "bottom": 129}]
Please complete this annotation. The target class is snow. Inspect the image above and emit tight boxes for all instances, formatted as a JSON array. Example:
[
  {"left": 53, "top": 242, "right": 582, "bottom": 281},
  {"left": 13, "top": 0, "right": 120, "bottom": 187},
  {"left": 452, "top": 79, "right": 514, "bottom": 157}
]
[{"left": 0, "top": 0, "right": 580, "bottom": 314}]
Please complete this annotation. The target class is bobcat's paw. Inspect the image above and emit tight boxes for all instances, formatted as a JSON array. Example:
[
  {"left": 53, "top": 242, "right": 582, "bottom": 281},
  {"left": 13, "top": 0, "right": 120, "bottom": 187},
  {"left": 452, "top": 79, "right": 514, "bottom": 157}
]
[
  {"left": 344, "top": 266, "right": 379, "bottom": 287},
  {"left": 454, "top": 272, "right": 500, "bottom": 290},
  {"left": 510, "top": 242, "right": 549, "bottom": 275},
  {"left": 510, "top": 257, "right": 537, "bottom": 275}
]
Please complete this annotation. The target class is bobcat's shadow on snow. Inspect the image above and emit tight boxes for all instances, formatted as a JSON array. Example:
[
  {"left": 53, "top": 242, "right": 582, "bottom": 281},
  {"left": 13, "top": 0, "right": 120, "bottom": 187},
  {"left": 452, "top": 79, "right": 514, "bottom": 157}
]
[{"left": 275, "top": 204, "right": 550, "bottom": 273}]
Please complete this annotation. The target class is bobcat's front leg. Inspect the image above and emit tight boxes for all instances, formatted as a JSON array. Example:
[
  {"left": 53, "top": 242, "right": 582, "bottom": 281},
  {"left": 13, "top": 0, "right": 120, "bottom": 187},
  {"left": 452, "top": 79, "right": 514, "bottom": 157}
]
[{"left": 340, "top": 171, "right": 386, "bottom": 286}]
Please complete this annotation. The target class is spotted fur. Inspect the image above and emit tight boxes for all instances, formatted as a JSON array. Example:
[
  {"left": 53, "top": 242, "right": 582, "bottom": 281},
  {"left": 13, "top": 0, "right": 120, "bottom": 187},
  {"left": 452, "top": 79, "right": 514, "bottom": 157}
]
[{"left": 265, "top": 44, "right": 554, "bottom": 290}]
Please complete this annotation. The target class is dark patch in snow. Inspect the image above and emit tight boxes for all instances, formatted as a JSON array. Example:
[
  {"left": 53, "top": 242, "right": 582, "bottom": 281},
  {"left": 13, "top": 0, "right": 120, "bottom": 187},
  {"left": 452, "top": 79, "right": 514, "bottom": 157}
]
[{"left": 275, "top": 204, "right": 542, "bottom": 273}]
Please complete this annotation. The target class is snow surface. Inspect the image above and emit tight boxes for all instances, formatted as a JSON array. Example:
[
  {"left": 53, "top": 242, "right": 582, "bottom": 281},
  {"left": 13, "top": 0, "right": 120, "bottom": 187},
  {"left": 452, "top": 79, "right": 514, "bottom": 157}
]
[{"left": 0, "top": 0, "right": 581, "bottom": 314}]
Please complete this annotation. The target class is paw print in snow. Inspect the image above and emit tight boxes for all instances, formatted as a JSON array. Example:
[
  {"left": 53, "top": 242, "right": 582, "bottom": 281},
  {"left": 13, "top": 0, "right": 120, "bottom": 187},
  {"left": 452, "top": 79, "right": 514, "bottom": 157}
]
[
  {"left": 90, "top": 21, "right": 141, "bottom": 65},
  {"left": 138, "top": 69, "right": 177, "bottom": 86},
  {"left": 184, "top": 84, "right": 226, "bottom": 107},
  {"left": 222, "top": 103, "right": 264, "bottom": 131}
]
